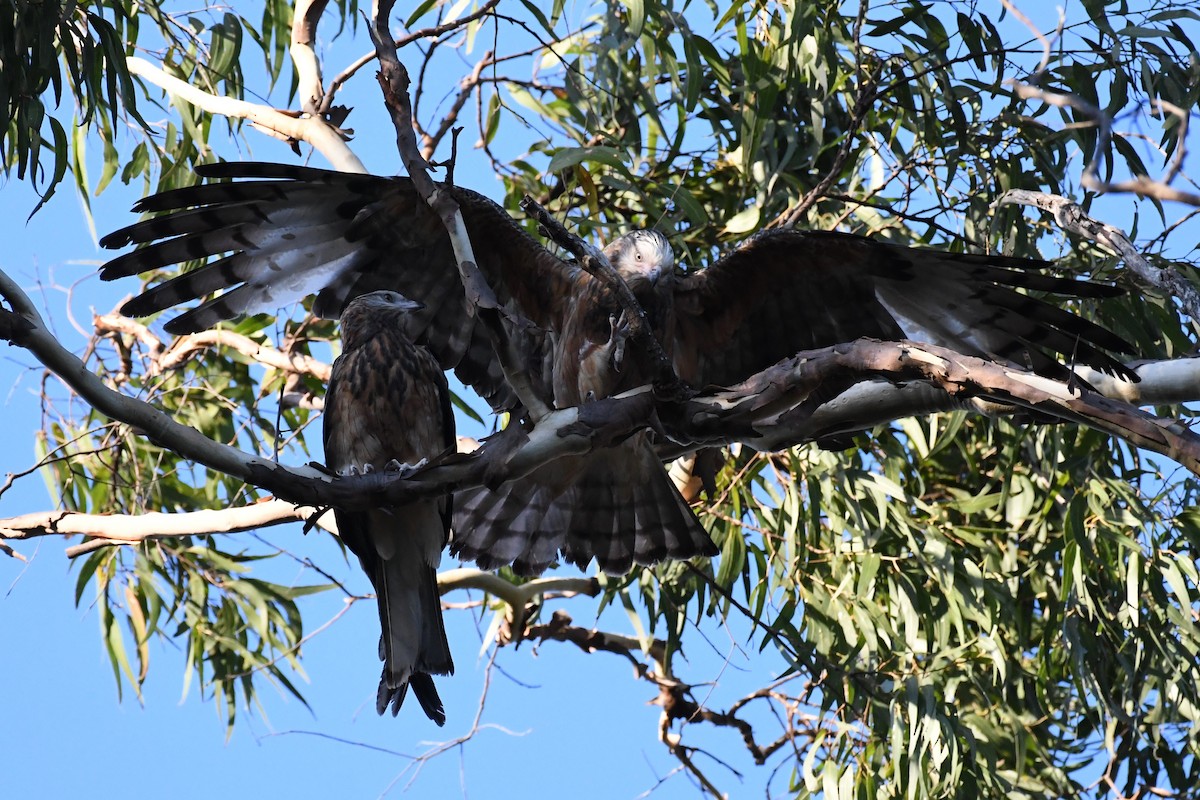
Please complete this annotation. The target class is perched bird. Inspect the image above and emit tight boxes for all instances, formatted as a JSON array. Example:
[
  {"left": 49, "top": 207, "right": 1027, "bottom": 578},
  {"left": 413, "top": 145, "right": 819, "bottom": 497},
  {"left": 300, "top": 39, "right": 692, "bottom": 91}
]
[
  {"left": 100, "top": 162, "right": 1136, "bottom": 574},
  {"left": 322, "top": 290, "right": 454, "bottom": 724}
]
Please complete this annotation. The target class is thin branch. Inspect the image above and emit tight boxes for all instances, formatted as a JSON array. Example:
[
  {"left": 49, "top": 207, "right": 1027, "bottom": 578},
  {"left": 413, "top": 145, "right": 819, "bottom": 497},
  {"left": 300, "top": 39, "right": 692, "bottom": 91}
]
[
  {"left": 520, "top": 608, "right": 667, "bottom": 668},
  {"left": 319, "top": 0, "right": 501, "bottom": 117},
  {"left": 125, "top": 56, "right": 363, "bottom": 172},
  {"left": 993, "top": 190, "right": 1200, "bottom": 321},
  {"left": 421, "top": 52, "right": 494, "bottom": 161},
  {"left": 773, "top": 12, "right": 879, "bottom": 229},
  {"left": 95, "top": 313, "right": 333, "bottom": 380},
  {"left": 518, "top": 195, "right": 687, "bottom": 398},
  {"left": 370, "top": 0, "right": 552, "bottom": 421},
  {"left": 1000, "top": 0, "right": 1063, "bottom": 82},
  {"left": 1010, "top": 82, "right": 1200, "bottom": 207}
]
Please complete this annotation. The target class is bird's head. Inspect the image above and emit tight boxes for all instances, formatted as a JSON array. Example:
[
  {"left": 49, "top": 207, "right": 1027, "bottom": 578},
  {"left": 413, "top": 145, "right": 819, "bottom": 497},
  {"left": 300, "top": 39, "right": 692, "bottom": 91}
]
[
  {"left": 603, "top": 229, "right": 674, "bottom": 287},
  {"left": 339, "top": 290, "right": 425, "bottom": 350}
]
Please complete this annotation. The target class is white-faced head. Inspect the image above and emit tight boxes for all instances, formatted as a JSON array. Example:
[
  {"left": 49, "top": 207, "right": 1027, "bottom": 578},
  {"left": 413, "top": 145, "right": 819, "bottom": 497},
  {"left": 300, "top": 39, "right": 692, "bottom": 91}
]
[{"left": 603, "top": 229, "right": 674, "bottom": 285}]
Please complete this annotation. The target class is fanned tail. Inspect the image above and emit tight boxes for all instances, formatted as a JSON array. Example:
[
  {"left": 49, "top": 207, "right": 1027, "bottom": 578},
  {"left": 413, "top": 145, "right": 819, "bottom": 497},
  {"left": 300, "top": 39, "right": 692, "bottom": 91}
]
[{"left": 451, "top": 438, "right": 717, "bottom": 575}]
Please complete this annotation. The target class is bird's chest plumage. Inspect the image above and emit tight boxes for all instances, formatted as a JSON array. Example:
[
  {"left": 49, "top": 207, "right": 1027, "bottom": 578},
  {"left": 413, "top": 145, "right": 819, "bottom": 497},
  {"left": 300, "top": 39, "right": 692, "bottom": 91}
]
[
  {"left": 551, "top": 278, "right": 672, "bottom": 407},
  {"left": 325, "top": 330, "right": 448, "bottom": 470}
]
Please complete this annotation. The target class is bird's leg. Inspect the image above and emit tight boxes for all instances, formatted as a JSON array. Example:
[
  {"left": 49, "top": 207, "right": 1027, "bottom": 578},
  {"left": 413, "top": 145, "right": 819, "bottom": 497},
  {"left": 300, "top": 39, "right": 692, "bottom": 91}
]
[{"left": 609, "top": 309, "right": 632, "bottom": 373}]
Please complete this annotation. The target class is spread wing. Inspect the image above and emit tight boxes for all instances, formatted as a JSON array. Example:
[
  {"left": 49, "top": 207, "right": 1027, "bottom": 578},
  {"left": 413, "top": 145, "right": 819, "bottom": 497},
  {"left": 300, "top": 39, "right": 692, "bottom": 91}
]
[
  {"left": 100, "top": 162, "right": 579, "bottom": 411},
  {"left": 323, "top": 324, "right": 456, "bottom": 723},
  {"left": 671, "top": 229, "right": 1136, "bottom": 388}
]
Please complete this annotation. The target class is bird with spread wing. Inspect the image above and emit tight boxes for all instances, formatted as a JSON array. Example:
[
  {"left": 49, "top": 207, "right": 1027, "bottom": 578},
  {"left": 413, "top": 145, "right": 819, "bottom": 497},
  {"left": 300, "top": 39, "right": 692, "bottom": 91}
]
[
  {"left": 323, "top": 289, "right": 454, "bottom": 724},
  {"left": 100, "top": 162, "right": 1136, "bottom": 575}
]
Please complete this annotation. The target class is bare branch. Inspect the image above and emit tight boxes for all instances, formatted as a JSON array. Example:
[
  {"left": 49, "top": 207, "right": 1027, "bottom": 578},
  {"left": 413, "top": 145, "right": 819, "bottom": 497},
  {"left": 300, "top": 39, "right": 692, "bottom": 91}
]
[
  {"left": 1000, "top": 0, "right": 1063, "bottom": 81},
  {"left": 1010, "top": 83, "right": 1200, "bottom": 207},
  {"left": 421, "top": 52, "right": 494, "bottom": 162},
  {"left": 0, "top": 500, "right": 324, "bottom": 553},
  {"left": 994, "top": 190, "right": 1200, "bottom": 320},
  {"left": 369, "top": 0, "right": 552, "bottom": 421},
  {"left": 291, "top": 0, "right": 330, "bottom": 115},
  {"left": 94, "top": 313, "right": 334, "bottom": 381},
  {"left": 319, "top": 0, "right": 501, "bottom": 117},
  {"left": 520, "top": 608, "right": 667, "bottom": 668},
  {"left": 125, "top": 56, "right": 363, "bottom": 172}
]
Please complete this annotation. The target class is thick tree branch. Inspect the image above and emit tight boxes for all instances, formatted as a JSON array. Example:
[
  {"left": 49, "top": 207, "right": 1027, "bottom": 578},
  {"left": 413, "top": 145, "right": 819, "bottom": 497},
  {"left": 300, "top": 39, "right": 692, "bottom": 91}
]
[
  {"left": 7, "top": 253, "right": 1200, "bottom": 538},
  {"left": 291, "top": 0, "right": 330, "bottom": 116}
]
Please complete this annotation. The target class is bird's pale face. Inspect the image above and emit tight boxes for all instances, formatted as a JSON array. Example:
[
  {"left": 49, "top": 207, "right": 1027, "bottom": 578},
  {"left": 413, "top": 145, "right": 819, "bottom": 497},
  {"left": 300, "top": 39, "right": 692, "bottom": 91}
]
[{"left": 605, "top": 230, "right": 674, "bottom": 285}]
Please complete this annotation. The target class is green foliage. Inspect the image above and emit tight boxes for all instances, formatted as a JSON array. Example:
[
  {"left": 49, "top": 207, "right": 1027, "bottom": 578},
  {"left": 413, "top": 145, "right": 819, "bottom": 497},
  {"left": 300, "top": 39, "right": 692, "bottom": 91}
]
[
  {"left": 75, "top": 538, "right": 333, "bottom": 735},
  {"left": 1, "top": 1, "right": 139, "bottom": 211},
  {"left": 1, "top": 0, "right": 361, "bottom": 215},
  {"left": 10, "top": 0, "right": 1200, "bottom": 796}
]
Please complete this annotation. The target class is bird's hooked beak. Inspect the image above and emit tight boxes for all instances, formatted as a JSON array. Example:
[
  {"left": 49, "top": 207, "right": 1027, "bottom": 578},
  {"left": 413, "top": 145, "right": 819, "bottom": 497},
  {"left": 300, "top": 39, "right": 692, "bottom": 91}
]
[
  {"left": 360, "top": 289, "right": 424, "bottom": 313},
  {"left": 391, "top": 295, "right": 425, "bottom": 312}
]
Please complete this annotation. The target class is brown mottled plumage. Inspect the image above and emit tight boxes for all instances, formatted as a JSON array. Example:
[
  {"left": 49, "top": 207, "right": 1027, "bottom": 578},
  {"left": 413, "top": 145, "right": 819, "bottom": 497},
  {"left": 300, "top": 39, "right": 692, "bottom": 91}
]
[
  {"left": 101, "top": 162, "right": 1137, "bottom": 575},
  {"left": 323, "top": 291, "right": 454, "bottom": 724}
]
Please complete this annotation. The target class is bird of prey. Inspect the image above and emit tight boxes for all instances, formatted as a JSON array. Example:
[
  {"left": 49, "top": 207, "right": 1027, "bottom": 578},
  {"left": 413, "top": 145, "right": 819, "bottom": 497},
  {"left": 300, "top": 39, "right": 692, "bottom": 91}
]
[
  {"left": 322, "top": 290, "right": 454, "bottom": 724},
  {"left": 100, "top": 162, "right": 1136, "bottom": 574}
]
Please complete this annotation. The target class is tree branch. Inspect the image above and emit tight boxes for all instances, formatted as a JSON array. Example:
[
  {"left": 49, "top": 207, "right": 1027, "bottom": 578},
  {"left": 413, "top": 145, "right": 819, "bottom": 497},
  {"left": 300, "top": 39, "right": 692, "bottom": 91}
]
[
  {"left": 125, "top": 56, "right": 363, "bottom": 172},
  {"left": 993, "top": 189, "right": 1200, "bottom": 321},
  {"left": 318, "top": 0, "right": 501, "bottom": 117},
  {"left": 8, "top": 253, "right": 1200, "bottom": 546},
  {"left": 94, "top": 313, "right": 334, "bottom": 381},
  {"left": 1010, "top": 83, "right": 1200, "bottom": 207},
  {"left": 369, "top": 0, "right": 551, "bottom": 421},
  {"left": 290, "top": 0, "right": 331, "bottom": 116}
]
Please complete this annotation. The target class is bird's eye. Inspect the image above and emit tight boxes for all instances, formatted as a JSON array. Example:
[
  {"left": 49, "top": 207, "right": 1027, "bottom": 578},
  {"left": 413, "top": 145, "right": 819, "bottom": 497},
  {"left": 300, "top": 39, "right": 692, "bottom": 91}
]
[{"left": 635, "top": 252, "right": 643, "bottom": 261}]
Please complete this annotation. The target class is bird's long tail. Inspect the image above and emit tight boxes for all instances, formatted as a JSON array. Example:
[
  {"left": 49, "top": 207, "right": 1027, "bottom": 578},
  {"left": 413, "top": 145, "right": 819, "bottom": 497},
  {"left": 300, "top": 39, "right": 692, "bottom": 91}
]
[
  {"left": 451, "top": 436, "right": 717, "bottom": 575},
  {"left": 362, "top": 504, "right": 454, "bottom": 724}
]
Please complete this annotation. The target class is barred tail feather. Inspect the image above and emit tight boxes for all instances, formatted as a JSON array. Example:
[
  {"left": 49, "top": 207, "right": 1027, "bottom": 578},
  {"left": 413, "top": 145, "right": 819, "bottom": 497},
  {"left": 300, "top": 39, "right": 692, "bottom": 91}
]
[{"left": 451, "top": 441, "right": 716, "bottom": 575}]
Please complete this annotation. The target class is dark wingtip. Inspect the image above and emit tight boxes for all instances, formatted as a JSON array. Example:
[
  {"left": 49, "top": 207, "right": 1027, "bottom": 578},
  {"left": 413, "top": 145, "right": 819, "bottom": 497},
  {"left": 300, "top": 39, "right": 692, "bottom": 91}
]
[
  {"left": 162, "top": 314, "right": 202, "bottom": 336},
  {"left": 98, "top": 254, "right": 140, "bottom": 281},
  {"left": 99, "top": 229, "right": 132, "bottom": 249}
]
